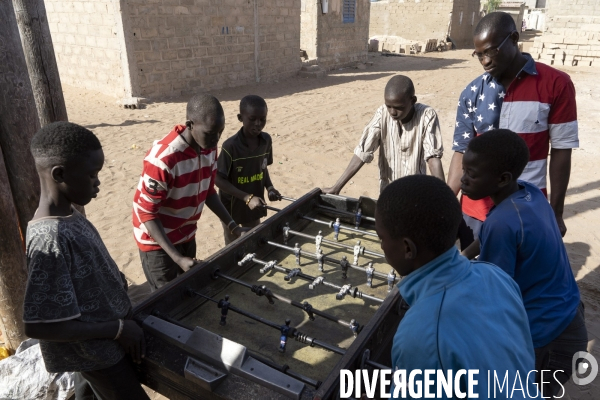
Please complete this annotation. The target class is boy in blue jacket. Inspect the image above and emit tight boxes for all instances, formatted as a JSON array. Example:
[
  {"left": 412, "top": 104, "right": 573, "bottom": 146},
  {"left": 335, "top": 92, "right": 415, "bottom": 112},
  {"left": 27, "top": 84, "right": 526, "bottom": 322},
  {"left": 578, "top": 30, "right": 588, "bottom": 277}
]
[
  {"left": 461, "top": 129, "right": 587, "bottom": 397},
  {"left": 375, "top": 175, "right": 535, "bottom": 399}
]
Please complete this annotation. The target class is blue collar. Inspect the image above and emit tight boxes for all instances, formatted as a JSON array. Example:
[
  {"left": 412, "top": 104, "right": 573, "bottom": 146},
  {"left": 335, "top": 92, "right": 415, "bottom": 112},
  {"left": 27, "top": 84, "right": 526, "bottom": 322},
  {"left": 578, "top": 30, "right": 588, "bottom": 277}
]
[
  {"left": 398, "top": 247, "right": 470, "bottom": 306},
  {"left": 483, "top": 53, "right": 538, "bottom": 83}
]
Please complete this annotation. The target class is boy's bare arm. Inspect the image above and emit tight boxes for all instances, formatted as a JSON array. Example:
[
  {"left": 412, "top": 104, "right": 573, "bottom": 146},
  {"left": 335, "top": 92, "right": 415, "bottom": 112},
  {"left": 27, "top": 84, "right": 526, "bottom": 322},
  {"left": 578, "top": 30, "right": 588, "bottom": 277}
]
[
  {"left": 263, "top": 168, "right": 281, "bottom": 201},
  {"left": 322, "top": 155, "right": 365, "bottom": 195},
  {"left": 427, "top": 157, "right": 445, "bottom": 181},
  {"left": 215, "top": 175, "right": 266, "bottom": 210},
  {"left": 549, "top": 148, "right": 571, "bottom": 237},
  {"left": 460, "top": 238, "right": 480, "bottom": 260},
  {"left": 144, "top": 219, "right": 196, "bottom": 271},
  {"left": 205, "top": 193, "right": 249, "bottom": 236},
  {"left": 25, "top": 319, "right": 146, "bottom": 363},
  {"left": 447, "top": 152, "right": 463, "bottom": 196}
]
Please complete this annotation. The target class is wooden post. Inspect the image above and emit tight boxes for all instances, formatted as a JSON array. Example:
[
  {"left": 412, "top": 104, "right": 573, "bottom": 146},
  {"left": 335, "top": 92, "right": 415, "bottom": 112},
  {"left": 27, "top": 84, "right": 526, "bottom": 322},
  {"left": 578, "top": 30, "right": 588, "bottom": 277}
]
[
  {"left": 0, "top": 146, "right": 28, "bottom": 351},
  {"left": 12, "top": 0, "right": 68, "bottom": 126},
  {"left": 0, "top": 0, "right": 42, "bottom": 238}
]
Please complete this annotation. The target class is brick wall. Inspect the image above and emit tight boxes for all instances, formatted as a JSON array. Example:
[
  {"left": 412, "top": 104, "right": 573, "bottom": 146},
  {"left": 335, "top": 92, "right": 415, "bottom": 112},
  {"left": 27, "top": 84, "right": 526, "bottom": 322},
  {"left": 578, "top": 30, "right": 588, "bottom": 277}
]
[
  {"left": 314, "top": 0, "right": 370, "bottom": 68},
  {"left": 547, "top": 0, "right": 600, "bottom": 25},
  {"left": 46, "top": 0, "right": 126, "bottom": 97},
  {"left": 369, "top": 0, "right": 480, "bottom": 49},
  {"left": 127, "top": 0, "right": 301, "bottom": 98},
  {"left": 370, "top": 0, "right": 454, "bottom": 44}
]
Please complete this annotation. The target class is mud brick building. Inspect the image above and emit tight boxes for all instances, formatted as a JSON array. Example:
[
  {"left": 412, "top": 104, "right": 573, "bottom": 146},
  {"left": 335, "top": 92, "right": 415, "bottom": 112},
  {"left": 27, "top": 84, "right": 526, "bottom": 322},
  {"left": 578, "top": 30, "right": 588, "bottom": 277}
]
[{"left": 45, "top": 0, "right": 371, "bottom": 99}]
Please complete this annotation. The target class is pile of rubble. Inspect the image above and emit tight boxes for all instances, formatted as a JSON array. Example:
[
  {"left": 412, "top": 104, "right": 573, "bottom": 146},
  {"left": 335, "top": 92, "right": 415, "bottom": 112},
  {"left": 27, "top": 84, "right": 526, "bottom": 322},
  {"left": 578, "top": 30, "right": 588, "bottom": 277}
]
[{"left": 368, "top": 36, "right": 452, "bottom": 55}]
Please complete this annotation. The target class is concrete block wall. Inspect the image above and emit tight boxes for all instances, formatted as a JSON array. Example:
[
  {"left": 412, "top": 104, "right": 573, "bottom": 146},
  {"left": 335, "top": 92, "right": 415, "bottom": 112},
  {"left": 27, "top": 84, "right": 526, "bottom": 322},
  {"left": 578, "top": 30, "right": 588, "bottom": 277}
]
[
  {"left": 530, "top": 1, "right": 600, "bottom": 67},
  {"left": 127, "top": 0, "right": 301, "bottom": 98},
  {"left": 45, "top": 0, "right": 126, "bottom": 97},
  {"left": 314, "top": 0, "right": 370, "bottom": 69},
  {"left": 546, "top": 0, "right": 600, "bottom": 26},
  {"left": 369, "top": 0, "right": 480, "bottom": 49},
  {"left": 370, "top": 0, "right": 454, "bottom": 44},
  {"left": 530, "top": 16, "right": 600, "bottom": 66}
]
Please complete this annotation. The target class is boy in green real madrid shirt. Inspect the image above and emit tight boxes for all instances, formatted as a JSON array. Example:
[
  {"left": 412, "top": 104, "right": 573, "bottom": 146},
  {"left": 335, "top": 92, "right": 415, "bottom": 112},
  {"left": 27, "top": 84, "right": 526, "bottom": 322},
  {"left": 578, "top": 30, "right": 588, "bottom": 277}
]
[{"left": 216, "top": 95, "right": 281, "bottom": 244}]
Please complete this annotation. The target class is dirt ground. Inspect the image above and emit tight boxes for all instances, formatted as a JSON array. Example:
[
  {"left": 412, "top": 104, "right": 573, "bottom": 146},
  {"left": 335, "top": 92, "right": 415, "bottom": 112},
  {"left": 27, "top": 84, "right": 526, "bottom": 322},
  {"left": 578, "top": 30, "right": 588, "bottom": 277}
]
[{"left": 63, "top": 47, "right": 600, "bottom": 398}]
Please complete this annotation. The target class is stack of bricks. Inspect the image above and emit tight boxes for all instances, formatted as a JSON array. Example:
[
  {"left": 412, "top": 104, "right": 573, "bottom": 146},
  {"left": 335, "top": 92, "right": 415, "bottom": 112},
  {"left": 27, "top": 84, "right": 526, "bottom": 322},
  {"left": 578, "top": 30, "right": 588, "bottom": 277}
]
[
  {"left": 45, "top": 0, "right": 126, "bottom": 98},
  {"left": 369, "top": 36, "right": 451, "bottom": 55},
  {"left": 128, "top": 0, "right": 301, "bottom": 98},
  {"left": 530, "top": 16, "right": 600, "bottom": 67}
]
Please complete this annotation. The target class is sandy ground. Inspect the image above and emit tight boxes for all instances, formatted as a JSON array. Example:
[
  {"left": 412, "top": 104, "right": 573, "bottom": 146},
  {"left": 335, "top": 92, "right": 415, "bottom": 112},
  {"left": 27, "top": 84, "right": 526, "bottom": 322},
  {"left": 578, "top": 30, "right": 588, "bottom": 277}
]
[{"left": 63, "top": 47, "right": 600, "bottom": 398}]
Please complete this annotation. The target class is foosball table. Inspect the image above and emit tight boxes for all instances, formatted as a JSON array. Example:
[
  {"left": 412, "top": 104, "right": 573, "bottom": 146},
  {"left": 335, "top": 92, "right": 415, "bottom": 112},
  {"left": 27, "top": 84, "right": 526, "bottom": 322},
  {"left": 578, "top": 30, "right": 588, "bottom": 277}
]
[{"left": 132, "top": 189, "right": 408, "bottom": 399}]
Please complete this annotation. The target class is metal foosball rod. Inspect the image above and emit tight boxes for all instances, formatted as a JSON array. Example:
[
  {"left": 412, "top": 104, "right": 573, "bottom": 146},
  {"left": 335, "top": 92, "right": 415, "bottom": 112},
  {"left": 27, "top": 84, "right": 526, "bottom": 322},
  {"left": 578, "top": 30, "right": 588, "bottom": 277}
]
[
  {"left": 186, "top": 291, "right": 390, "bottom": 370},
  {"left": 283, "top": 224, "right": 384, "bottom": 258},
  {"left": 212, "top": 270, "right": 361, "bottom": 334},
  {"left": 266, "top": 240, "right": 390, "bottom": 281},
  {"left": 151, "top": 310, "right": 323, "bottom": 389},
  {"left": 300, "top": 215, "right": 379, "bottom": 238},
  {"left": 238, "top": 254, "right": 385, "bottom": 303},
  {"left": 278, "top": 194, "right": 374, "bottom": 228},
  {"left": 187, "top": 289, "right": 346, "bottom": 355}
]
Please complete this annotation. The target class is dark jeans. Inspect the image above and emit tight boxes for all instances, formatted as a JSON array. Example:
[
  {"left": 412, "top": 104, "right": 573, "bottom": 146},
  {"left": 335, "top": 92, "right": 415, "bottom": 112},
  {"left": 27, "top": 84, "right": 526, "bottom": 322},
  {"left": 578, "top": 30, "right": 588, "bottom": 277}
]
[
  {"left": 139, "top": 239, "right": 196, "bottom": 292},
  {"left": 457, "top": 212, "right": 483, "bottom": 250},
  {"left": 74, "top": 356, "right": 149, "bottom": 400},
  {"left": 222, "top": 219, "right": 260, "bottom": 245},
  {"left": 535, "top": 302, "right": 588, "bottom": 398}
]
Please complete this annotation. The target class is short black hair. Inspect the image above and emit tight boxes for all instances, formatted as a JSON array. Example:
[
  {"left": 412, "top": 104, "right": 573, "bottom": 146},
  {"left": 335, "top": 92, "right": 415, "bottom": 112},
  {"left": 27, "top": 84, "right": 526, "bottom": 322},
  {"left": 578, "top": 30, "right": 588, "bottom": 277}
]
[
  {"left": 186, "top": 93, "right": 224, "bottom": 122},
  {"left": 30, "top": 121, "right": 101, "bottom": 165},
  {"left": 384, "top": 75, "right": 415, "bottom": 99},
  {"left": 377, "top": 175, "right": 462, "bottom": 255},
  {"left": 474, "top": 12, "right": 517, "bottom": 37},
  {"left": 240, "top": 95, "right": 267, "bottom": 113},
  {"left": 467, "top": 129, "right": 530, "bottom": 179}
]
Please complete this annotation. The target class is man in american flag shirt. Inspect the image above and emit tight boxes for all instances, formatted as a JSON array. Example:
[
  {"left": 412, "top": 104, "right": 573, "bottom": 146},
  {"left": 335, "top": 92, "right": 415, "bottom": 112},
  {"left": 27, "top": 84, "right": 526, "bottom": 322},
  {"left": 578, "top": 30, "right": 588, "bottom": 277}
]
[{"left": 447, "top": 12, "right": 578, "bottom": 250}]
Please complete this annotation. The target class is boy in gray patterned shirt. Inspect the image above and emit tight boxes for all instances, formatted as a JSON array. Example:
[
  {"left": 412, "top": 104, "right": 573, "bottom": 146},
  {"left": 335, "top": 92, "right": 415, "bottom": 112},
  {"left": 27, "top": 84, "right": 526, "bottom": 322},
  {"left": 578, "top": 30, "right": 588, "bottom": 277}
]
[{"left": 23, "top": 122, "right": 149, "bottom": 399}]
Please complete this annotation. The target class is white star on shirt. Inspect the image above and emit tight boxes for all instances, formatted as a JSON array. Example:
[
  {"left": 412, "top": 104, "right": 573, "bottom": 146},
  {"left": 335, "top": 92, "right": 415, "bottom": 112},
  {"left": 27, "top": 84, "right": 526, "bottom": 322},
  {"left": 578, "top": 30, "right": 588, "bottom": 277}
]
[
  {"left": 478, "top": 94, "right": 485, "bottom": 101},
  {"left": 477, "top": 115, "right": 483, "bottom": 122},
  {"left": 472, "top": 106, "right": 477, "bottom": 112},
  {"left": 462, "top": 132, "right": 470, "bottom": 139},
  {"left": 488, "top": 125, "right": 495, "bottom": 131},
  {"left": 490, "top": 82, "right": 496, "bottom": 89},
  {"left": 467, "top": 99, "right": 472, "bottom": 107},
  {"left": 453, "top": 141, "right": 459, "bottom": 147},
  {"left": 468, "top": 107, "right": 474, "bottom": 113},
  {"left": 463, "top": 113, "right": 469, "bottom": 119},
  {"left": 456, "top": 121, "right": 459, "bottom": 127},
  {"left": 470, "top": 85, "right": 477, "bottom": 92},
  {"left": 498, "top": 91, "right": 506, "bottom": 98},
  {"left": 457, "top": 100, "right": 461, "bottom": 106},
  {"left": 482, "top": 74, "right": 488, "bottom": 80},
  {"left": 488, "top": 103, "right": 496, "bottom": 110}
]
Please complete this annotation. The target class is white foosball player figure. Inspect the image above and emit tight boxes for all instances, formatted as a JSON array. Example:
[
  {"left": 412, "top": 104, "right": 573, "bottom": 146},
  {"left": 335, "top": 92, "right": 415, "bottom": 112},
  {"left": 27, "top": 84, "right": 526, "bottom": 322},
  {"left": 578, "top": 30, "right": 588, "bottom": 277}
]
[
  {"left": 315, "top": 230, "right": 323, "bottom": 253},
  {"left": 293, "top": 243, "right": 301, "bottom": 265},
  {"left": 316, "top": 249, "right": 324, "bottom": 272},
  {"left": 353, "top": 240, "right": 361, "bottom": 265}
]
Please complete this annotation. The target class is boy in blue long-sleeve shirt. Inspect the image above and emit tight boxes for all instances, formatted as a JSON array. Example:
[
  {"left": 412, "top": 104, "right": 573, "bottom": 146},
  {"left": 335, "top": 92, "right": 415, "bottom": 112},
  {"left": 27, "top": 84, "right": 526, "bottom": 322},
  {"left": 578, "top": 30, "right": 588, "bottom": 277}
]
[
  {"left": 461, "top": 129, "right": 587, "bottom": 397},
  {"left": 375, "top": 175, "right": 535, "bottom": 399}
]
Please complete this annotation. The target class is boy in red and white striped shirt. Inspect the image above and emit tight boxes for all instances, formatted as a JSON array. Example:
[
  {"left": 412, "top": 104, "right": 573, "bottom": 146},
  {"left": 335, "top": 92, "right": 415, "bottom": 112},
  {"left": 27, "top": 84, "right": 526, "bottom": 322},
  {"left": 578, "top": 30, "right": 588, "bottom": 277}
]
[{"left": 132, "top": 94, "right": 247, "bottom": 291}]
